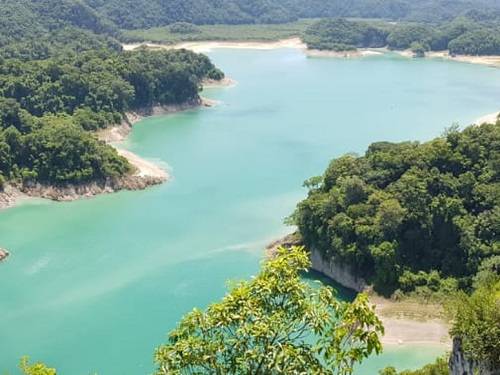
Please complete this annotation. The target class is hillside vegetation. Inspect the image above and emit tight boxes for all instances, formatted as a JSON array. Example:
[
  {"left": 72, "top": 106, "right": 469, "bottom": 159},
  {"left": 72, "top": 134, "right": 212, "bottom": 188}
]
[
  {"left": 293, "top": 123, "right": 500, "bottom": 297},
  {"left": 3, "top": 0, "right": 500, "bottom": 39},
  {"left": 0, "top": 41, "right": 222, "bottom": 186},
  {"left": 303, "top": 17, "right": 500, "bottom": 55}
]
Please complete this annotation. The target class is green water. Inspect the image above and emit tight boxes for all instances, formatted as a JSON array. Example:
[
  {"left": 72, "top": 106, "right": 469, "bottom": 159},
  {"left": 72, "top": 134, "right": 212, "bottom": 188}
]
[{"left": 2, "top": 49, "right": 500, "bottom": 374}]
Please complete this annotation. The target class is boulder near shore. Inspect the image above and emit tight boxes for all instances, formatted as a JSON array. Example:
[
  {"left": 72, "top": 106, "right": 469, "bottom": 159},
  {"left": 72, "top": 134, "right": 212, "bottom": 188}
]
[{"left": 0, "top": 248, "right": 9, "bottom": 262}]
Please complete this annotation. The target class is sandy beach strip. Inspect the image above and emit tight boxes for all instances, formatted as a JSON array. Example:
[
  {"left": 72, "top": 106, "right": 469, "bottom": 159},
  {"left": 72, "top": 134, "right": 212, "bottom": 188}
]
[
  {"left": 396, "top": 49, "right": 500, "bottom": 67},
  {"left": 380, "top": 317, "right": 450, "bottom": 346},
  {"left": 125, "top": 39, "right": 500, "bottom": 67},
  {"left": 370, "top": 295, "right": 450, "bottom": 347},
  {"left": 123, "top": 37, "right": 306, "bottom": 53},
  {"left": 123, "top": 38, "right": 387, "bottom": 59},
  {"left": 115, "top": 149, "right": 168, "bottom": 180}
]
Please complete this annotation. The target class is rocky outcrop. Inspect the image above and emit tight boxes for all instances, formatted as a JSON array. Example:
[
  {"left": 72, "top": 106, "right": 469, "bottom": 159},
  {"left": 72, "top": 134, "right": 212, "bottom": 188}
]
[
  {"left": 309, "top": 248, "right": 367, "bottom": 292},
  {"left": 0, "top": 248, "right": 9, "bottom": 262},
  {"left": 18, "top": 173, "right": 166, "bottom": 203},
  {"left": 266, "top": 233, "right": 367, "bottom": 292},
  {"left": 449, "top": 337, "right": 499, "bottom": 375},
  {"left": 0, "top": 185, "right": 27, "bottom": 210},
  {"left": 98, "top": 98, "right": 214, "bottom": 143}
]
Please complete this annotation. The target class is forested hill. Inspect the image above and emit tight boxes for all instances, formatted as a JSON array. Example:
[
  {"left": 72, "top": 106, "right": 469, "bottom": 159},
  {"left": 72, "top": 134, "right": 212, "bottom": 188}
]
[
  {"left": 0, "top": 0, "right": 226, "bottom": 189},
  {"left": 85, "top": 0, "right": 500, "bottom": 29},
  {"left": 0, "top": 0, "right": 116, "bottom": 46},
  {"left": 4, "top": 0, "right": 500, "bottom": 37},
  {"left": 293, "top": 123, "right": 500, "bottom": 297}
]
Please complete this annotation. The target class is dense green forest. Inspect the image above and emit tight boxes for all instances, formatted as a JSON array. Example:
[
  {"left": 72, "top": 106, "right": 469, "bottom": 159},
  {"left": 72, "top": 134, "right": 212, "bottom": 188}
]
[
  {"left": 0, "top": 44, "right": 222, "bottom": 185},
  {"left": 0, "top": 24, "right": 223, "bottom": 187},
  {"left": 83, "top": 0, "right": 500, "bottom": 29},
  {"left": 293, "top": 123, "right": 500, "bottom": 296},
  {"left": 303, "top": 17, "right": 500, "bottom": 55},
  {"left": 3, "top": 0, "right": 500, "bottom": 37}
]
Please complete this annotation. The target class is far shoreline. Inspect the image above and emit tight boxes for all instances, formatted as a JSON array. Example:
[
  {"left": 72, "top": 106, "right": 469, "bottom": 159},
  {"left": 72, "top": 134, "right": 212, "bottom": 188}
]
[{"left": 123, "top": 38, "right": 500, "bottom": 67}]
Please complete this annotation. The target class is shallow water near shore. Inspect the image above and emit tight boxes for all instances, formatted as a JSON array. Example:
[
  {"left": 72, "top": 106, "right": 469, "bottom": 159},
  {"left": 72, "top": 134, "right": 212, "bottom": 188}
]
[{"left": 2, "top": 49, "right": 500, "bottom": 374}]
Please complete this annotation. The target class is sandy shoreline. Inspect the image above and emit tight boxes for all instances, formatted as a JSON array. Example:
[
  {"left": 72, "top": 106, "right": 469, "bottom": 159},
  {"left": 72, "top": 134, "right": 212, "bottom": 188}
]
[
  {"left": 396, "top": 49, "right": 500, "bottom": 67},
  {"left": 370, "top": 294, "right": 450, "bottom": 347},
  {"left": 124, "top": 38, "right": 500, "bottom": 68},
  {"left": 266, "top": 235, "right": 450, "bottom": 347},
  {"left": 123, "top": 38, "right": 306, "bottom": 53},
  {"left": 123, "top": 38, "right": 384, "bottom": 58}
]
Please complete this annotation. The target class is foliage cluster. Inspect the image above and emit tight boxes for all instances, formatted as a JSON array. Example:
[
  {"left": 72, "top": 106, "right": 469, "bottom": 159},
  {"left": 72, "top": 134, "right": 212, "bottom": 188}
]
[
  {"left": 303, "top": 17, "right": 500, "bottom": 56},
  {"left": 0, "top": 38, "right": 223, "bottom": 186},
  {"left": 303, "top": 18, "right": 389, "bottom": 51},
  {"left": 293, "top": 123, "right": 500, "bottom": 296},
  {"left": 379, "top": 356, "right": 448, "bottom": 375},
  {"left": 155, "top": 246, "right": 383, "bottom": 374}
]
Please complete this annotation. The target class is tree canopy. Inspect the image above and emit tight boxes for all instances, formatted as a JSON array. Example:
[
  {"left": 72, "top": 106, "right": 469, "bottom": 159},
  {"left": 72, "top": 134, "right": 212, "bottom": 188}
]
[
  {"left": 303, "top": 16, "right": 500, "bottom": 56},
  {"left": 293, "top": 123, "right": 500, "bottom": 296},
  {"left": 155, "top": 246, "right": 384, "bottom": 374},
  {"left": 0, "top": 28, "right": 224, "bottom": 187}
]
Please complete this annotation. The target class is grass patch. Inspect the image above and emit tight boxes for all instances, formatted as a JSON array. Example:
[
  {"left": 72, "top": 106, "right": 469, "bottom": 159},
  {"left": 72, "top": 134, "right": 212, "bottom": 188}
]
[{"left": 121, "top": 19, "right": 316, "bottom": 43}]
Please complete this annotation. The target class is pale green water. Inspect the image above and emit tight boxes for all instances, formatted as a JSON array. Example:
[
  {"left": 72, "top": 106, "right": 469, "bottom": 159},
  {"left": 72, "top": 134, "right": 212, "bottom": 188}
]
[{"left": 2, "top": 49, "right": 500, "bottom": 374}]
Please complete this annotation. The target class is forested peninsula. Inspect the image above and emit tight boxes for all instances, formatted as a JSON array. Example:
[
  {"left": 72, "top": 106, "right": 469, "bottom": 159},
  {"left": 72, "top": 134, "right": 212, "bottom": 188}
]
[
  {"left": 291, "top": 122, "right": 499, "bottom": 298},
  {"left": 0, "top": 24, "right": 224, "bottom": 209}
]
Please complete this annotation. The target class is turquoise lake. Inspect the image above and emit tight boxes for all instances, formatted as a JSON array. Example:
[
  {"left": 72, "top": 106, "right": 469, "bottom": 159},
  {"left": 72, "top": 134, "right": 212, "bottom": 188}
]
[{"left": 2, "top": 48, "right": 500, "bottom": 374}]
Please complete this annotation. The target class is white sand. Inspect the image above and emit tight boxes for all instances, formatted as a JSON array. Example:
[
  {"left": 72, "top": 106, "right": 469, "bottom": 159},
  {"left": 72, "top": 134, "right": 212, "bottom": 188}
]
[
  {"left": 115, "top": 149, "right": 168, "bottom": 179},
  {"left": 123, "top": 38, "right": 306, "bottom": 53},
  {"left": 370, "top": 295, "right": 450, "bottom": 347},
  {"left": 380, "top": 317, "right": 450, "bottom": 346}
]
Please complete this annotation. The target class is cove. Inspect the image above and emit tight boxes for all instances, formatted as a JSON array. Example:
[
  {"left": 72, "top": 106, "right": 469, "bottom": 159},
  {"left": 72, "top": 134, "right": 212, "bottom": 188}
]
[{"left": 2, "top": 48, "right": 500, "bottom": 374}]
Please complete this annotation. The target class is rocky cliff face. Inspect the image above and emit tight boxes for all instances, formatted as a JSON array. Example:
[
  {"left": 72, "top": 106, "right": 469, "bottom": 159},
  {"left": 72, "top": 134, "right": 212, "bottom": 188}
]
[
  {"left": 266, "top": 234, "right": 367, "bottom": 292},
  {"left": 309, "top": 248, "right": 367, "bottom": 292},
  {"left": 449, "top": 337, "right": 498, "bottom": 375},
  {"left": 19, "top": 174, "right": 166, "bottom": 202}
]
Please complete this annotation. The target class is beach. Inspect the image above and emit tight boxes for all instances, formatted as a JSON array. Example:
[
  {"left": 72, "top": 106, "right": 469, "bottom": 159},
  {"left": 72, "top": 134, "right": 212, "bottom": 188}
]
[
  {"left": 267, "top": 235, "right": 450, "bottom": 348},
  {"left": 370, "top": 295, "right": 450, "bottom": 347},
  {"left": 124, "top": 38, "right": 500, "bottom": 69}
]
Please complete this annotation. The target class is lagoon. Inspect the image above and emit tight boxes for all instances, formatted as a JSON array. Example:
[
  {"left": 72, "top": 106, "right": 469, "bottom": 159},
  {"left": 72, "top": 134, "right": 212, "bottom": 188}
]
[{"left": 2, "top": 48, "right": 500, "bottom": 374}]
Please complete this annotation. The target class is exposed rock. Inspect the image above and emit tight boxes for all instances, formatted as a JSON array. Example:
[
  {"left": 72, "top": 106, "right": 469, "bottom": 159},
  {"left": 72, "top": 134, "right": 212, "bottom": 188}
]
[
  {"left": 0, "top": 185, "right": 28, "bottom": 210},
  {"left": 309, "top": 248, "right": 367, "bottom": 292},
  {"left": 97, "top": 99, "right": 214, "bottom": 143},
  {"left": 18, "top": 173, "right": 166, "bottom": 203},
  {"left": 265, "top": 232, "right": 302, "bottom": 257},
  {"left": 266, "top": 233, "right": 367, "bottom": 292},
  {"left": 0, "top": 248, "right": 10, "bottom": 262},
  {"left": 449, "top": 337, "right": 499, "bottom": 375}
]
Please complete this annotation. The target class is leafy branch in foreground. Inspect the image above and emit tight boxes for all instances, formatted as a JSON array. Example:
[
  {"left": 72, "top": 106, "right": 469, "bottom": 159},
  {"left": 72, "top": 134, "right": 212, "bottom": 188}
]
[
  {"left": 19, "top": 356, "right": 56, "bottom": 375},
  {"left": 155, "top": 246, "right": 384, "bottom": 375}
]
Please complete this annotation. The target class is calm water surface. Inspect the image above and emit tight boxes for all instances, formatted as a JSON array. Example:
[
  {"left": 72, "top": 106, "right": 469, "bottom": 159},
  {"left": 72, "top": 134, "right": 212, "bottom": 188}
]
[{"left": 2, "top": 49, "right": 500, "bottom": 374}]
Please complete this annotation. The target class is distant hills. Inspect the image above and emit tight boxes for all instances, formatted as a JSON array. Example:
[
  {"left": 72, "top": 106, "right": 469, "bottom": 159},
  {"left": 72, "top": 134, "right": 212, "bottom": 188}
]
[{"left": 2, "top": 0, "right": 500, "bottom": 43}]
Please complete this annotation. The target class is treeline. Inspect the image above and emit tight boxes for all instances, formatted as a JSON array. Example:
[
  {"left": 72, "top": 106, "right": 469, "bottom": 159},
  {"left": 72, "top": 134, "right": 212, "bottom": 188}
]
[
  {"left": 3, "top": 0, "right": 500, "bottom": 38},
  {"left": 304, "top": 17, "right": 500, "bottom": 55},
  {"left": 0, "top": 32, "right": 223, "bottom": 186},
  {"left": 293, "top": 122, "right": 500, "bottom": 296},
  {"left": 303, "top": 19, "right": 390, "bottom": 51},
  {"left": 86, "top": 0, "right": 500, "bottom": 29},
  {"left": 0, "top": 0, "right": 116, "bottom": 47}
]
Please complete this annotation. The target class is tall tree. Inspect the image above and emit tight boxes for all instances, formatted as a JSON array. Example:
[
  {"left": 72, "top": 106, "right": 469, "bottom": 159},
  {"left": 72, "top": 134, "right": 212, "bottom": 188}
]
[{"left": 155, "top": 246, "right": 384, "bottom": 374}]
